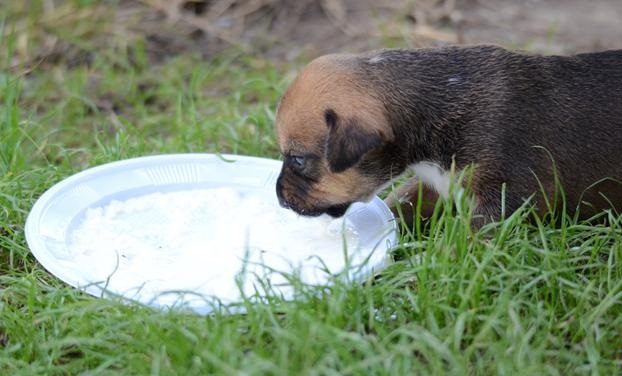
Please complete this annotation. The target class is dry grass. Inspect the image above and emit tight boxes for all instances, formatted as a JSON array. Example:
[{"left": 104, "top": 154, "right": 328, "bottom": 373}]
[{"left": 2, "top": 0, "right": 465, "bottom": 73}]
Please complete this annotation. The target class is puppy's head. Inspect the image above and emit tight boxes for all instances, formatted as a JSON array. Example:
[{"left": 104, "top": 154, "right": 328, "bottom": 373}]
[{"left": 275, "top": 54, "right": 394, "bottom": 217}]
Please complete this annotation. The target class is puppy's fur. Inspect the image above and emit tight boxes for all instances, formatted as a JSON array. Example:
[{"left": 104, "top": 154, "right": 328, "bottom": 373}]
[{"left": 275, "top": 45, "right": 622, "bottom": 226}]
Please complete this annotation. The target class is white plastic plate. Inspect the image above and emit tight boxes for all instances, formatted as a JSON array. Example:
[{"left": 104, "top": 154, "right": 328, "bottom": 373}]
[{"left": 25, "top": 154, "right": 397, "bottom": 313}]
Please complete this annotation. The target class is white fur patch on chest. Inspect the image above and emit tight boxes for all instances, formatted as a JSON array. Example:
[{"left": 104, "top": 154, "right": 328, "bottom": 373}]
[{"left": 411, "top": 162, "right": 452, "bottom": 198}]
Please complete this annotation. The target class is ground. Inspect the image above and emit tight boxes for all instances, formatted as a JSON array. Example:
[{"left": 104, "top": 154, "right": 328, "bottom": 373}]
[
  {"left": 1, "top": 1, "right": 622, "bottom": 374},
  {"left": 272, "top": 0, "right": 622, "bottom": 55},
  {"left": 8, "top": 0, "right": 622, "bottom": 68}
]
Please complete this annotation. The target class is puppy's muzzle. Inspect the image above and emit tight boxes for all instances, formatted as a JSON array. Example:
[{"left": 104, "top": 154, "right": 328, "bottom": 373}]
[
  {"left": 275, "top": 177, "right": 290, "bottom": 209},
  {"left": 275, "top": 174, "right": 352, "bottom": 217}
]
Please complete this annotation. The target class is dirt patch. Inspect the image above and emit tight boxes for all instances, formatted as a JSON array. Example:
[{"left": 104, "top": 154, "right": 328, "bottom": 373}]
[
  {"left": 137, "top": 0, "right": 622, "bottom": 59},
  {"left": 8, "top": 0, "right": 622, "bottom": 70},
  {"left": 457, "top": 0, "right": 622, "bottom": 54}
]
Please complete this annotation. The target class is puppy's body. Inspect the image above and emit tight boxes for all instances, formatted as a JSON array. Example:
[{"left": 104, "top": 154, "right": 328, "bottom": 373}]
[{"left": 275, "top": 45, "right": 622, "bottom": 225}]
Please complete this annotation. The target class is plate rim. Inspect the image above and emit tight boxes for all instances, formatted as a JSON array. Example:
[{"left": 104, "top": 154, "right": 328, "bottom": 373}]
[{"left": 25, "top": 153, "right": 398, "bottom": 312}]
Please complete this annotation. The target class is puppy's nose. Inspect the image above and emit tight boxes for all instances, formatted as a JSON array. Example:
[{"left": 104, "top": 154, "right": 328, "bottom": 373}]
[{"left": 276, "top": 177, "right": 290, "bottom": 209}]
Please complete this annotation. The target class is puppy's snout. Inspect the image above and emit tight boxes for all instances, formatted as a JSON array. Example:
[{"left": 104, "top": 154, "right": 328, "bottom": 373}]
[{"left": 276, "top": 177, "right": 290, "bottom": 209}]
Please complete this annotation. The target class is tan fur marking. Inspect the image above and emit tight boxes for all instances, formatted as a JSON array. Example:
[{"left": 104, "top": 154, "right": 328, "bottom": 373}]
[
  {"left": 275, "top": 54, "right": 393, "bottom": 214},
  {"left": 276, "top": 54, "right": 392, "bottom": 155},
  {"left": 311, "top": 164, "right": 378, "bottom": 204}
]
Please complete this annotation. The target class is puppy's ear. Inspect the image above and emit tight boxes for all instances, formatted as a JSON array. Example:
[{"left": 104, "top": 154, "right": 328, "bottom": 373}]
[{"left": 324, "top": 109, "right": 382, "bottom": 173}]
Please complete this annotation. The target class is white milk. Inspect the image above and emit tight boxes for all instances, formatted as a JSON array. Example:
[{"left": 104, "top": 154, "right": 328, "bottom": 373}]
[{"left": 67, "top": 187, "right": 360, "bottom": 305}]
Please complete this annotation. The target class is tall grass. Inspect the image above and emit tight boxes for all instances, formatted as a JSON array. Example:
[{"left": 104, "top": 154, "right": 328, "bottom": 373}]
[{"left": 1, "top": 2, "right": 622, "bottom": 375}]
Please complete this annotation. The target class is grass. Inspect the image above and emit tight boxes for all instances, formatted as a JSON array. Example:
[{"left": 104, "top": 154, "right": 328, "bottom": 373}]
[{"left": 2, "top": 2, "right": 622, "bottom": 375}]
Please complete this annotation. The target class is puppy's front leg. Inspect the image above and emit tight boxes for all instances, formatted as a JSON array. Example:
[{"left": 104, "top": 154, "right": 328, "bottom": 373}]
[{"left": 385, "top": 177, "right": 440, "bottom": 227}]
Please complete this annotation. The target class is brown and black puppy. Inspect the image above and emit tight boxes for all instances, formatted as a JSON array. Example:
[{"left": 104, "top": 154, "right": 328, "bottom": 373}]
[{"left": 275, "top": 45, "right": 622, "bottom": 227}]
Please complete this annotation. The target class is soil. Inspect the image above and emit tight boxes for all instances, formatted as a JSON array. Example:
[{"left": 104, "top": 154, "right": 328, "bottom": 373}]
[
  {"left": 132, "top": 0, "right": 622, "bottom": 61},
  {"left": 457, "top": 0, "right": 622, "bottom": 54},
  {"left": 20, "top": 1, "right": 622, "bottom": 70},
  {"left": 283, "top": 0, "right": 622, "bottom": 55}
]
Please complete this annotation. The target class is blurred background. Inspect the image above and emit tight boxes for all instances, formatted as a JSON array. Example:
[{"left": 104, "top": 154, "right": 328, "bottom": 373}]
[
  {"left": 4, "top": 0, "right": 622, "bottom": 68},
  {"left": 1, "top": 0, "right": 622, "bottom": 167}
]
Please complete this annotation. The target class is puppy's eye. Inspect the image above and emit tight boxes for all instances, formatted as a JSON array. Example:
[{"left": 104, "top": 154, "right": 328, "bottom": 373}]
[{"left": 290, "top": 155, "right": 305, "bottom": 170}]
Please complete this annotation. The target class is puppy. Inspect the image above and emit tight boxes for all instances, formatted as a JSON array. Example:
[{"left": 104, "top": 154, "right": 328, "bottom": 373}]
[{"left": 275, "top": 45, "right": 622, "bottom": 227}]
